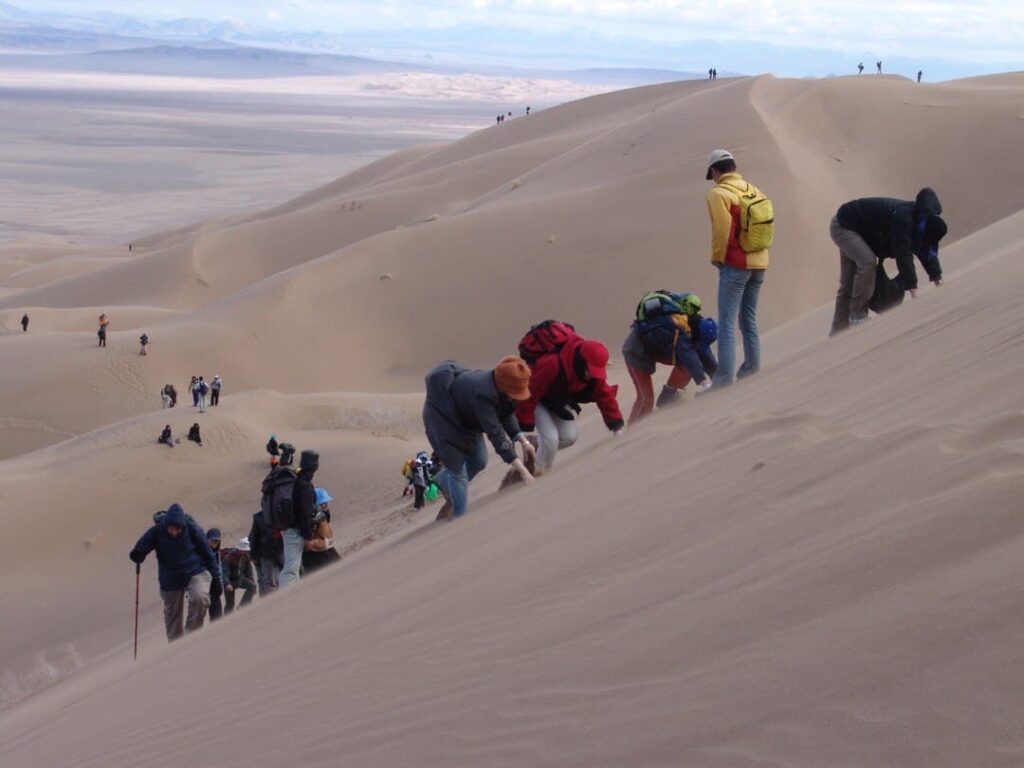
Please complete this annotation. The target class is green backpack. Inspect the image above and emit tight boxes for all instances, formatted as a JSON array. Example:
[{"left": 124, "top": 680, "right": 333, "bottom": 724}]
[
  {"left": 720, "top": 180, "right": 774, "bottom": 252},
  {"left": 635, "top": 290, "right": 701, "bottom": 322}
]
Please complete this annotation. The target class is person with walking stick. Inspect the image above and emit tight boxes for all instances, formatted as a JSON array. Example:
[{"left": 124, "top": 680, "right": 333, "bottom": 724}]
[{"left": 129, "top": 505, "right": 221, "bottom": 643}]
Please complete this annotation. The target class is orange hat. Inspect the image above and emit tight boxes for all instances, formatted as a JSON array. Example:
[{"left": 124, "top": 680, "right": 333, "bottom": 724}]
[
  {"left": 494, "top": 356, "right": 532, "bottom": 401},
  {"left": 578, "top": 340, "right": 609, "bottom": 380}
]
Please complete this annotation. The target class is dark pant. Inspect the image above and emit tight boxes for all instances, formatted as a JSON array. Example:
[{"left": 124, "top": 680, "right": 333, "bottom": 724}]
[
  {"left": 209, "top": 584, "right": 223, "bottom": 621},
  {"left": 224, "top": 582, "right": 256, "bottom": 613},
  {"left": 414, "top": 484, "right": 426, "bottom": 509},
  {"left": 98, "top": 333, "right": 106, "bottom": 347},
  {"left": 211, "top": 390, "right": 220, "bottom": 406}
]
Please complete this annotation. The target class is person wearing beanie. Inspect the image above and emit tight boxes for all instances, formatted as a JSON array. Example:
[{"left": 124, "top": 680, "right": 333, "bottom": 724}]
[
  {"left": 206, "top": 528, "right": 225, "bottom": 621},
  {"left": 422, "top": 357, "right": 537, "bottom": 520},
  {"left": 515, "top": 333, "right": 624, "bottom": 475},
  {"left": 279, "top": 449, "right": 319, "bottom": 587},
  {"left": 129, "top": 504, "right": 220, "bottom": 642},
  {"left": 622, "top": 291, "right": 719, "bottom": 424},
  {"left": 829, "top": 187, "right": 947, "bottom": 335}
]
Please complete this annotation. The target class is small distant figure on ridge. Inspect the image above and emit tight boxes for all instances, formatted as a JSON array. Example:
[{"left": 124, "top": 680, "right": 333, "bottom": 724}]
[
  {"left": 526, "top": 106, "right": 531, "bottom": 115},
  {"left": 709, "top": 68, "right": 713, "bottom": 80},
  {"left": 139, "top": 333, "right": 148, "bottom": 356},
  {"left": 712, "top": 68, "right": 718, "bottom": 79},
  {"left": 210, "top": 375, "right": 222, "bottom": 406},
  {"left": 858, "top": 62, "right": 864, "bottom": 75},
  {"left": 20, "top": 313, "right": 29, "bottom": 332},
  {"left": 97, "top": 313, "right": 109, "bottom": 348},
  {"left": 188, "top": 422, "right": 202, "bottom": 447},
  {"left": 158, "top": 425, "right": 174, "bottom": 447},
  {"left": 266, "top": 433, "right": 280, "bottom": 466},
  {"left": 196, "top": 376, "right": 209, "bottom": 413},
  {"left": 876, "top": 60, "right": 883, "bottom": 74},
  {"left": 917, "top": 70, "right": 923, "bottom": 83}
]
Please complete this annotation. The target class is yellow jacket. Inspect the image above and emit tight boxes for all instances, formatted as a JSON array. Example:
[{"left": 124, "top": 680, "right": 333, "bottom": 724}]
[{"left": 706, "top": 172, "right": 770, "bottom": 270}]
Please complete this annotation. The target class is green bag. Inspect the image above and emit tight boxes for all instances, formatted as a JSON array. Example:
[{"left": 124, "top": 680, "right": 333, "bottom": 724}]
[{"left": 425, "top": 483, "right": 439, "bottom": 502}]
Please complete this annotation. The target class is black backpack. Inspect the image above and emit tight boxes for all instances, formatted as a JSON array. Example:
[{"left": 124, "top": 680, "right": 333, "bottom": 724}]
[{"left": 261, "top": 466, "right": 298, "bottom": 530}]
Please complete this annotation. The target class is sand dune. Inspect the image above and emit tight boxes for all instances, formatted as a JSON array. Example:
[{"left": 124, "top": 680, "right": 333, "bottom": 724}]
[{"left": 1, "top": 73, "right": 1023, "bottom": 766}]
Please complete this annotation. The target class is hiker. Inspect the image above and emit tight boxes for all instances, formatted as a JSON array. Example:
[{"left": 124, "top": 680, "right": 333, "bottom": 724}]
[
  {"left": 858, "top": 62, "right": 864, "bottom": 74},
  {"left": 622, "top": 291, "right": 718, "bottom": 424},
  {"left": 877, "top": 60, "right": 882, "bottom": 74},
  {"left": 210, "top": 375, "right": 222, "bottom": 406},
  {"left": 197, "top": 376, "right": 209, "bottom": 413},
  {"left": 515, "top": 324, "right": 624, "bottom": 474},
  {"left": 161, "top": 387, "right": 172, "bottom": 410},
  {"left": 526, "top": 106, "right": 531, "bottom": 115},
  {"left": 829, "top": 188, "right": 947, "bottom": 335},
  {"left": 248, "top": 507, "right": 284, "bottom": 596},
  {"left": 158, "top": 425, "right": 174, "bottom": 447},
  {"left": 206, "top": 528, "right": 225, "bottom": 621},
  {"left": 188, "top": 423, "right": 202, "bottom": 446},
  {"left": 266, "top": 434, "right": 280, "bottom": 466},
  {"left": 405, "top": 451, "right": 435, "bottom": 509},
  {"left": 279, "top": 450, "right": 319, "bottom": 587},
  {"left": 705, "top": 149, "right": 771, "bottom": 387},
  {"left": 129, "top": 504, "right": 220, "bottom": 642},
  {"left": 222, "top": 539, "right": 257, "bottom": 612},
  {"left": 712, "top": 68, "right": 718, "bottom": 79},
  {"left": 917, "top": 70, "right": 923, "bottom": 83},
  {"left": 190, "top": 376, "right": 199, "bottom": 407},
  {"left": 422, "top": 357, "right": 536, "bottom": 521},
  {"left": 20, "top": 314, "right": 28, "bottom": 332},
  {"left": 709, "top": 68, "right": 713, "bottom": 80},
  {"left": 139, "top": 333, "right": 149, "bottom": 356},
  {"left": 97, "top": 314, "right": 108, "bottom": 348},
  {"left": 303, "top": 488, "right": 342, "bottom": 575}
]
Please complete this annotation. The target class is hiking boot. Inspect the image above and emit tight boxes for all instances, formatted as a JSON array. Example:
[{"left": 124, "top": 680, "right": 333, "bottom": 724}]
[{"left": 656, "top": 386, "right": 682, "bottom": 409}]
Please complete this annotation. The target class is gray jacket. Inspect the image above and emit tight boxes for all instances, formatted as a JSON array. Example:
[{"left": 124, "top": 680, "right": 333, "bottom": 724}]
[{"left": 422, "top": 361, "right": 521, "bottom": 464}]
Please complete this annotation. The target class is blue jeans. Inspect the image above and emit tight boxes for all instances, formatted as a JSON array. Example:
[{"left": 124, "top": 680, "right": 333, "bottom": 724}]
[
  {"left": 279, "top": 528, "right": 306, "bottom": 587},
  {"left": 713, "top": 266, "right": 764, "bottom": 387},
  {"left": 434, "top": 436, "right": 489, "bottom": 519}
]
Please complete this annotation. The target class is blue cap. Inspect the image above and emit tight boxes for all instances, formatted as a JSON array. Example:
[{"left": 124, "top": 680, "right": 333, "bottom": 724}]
[
  {"left": 314, "top": 488, "right": 333, "bottom": 506},
  {"left": 698, "top": 317, "right": 718, "bottom": 344},
  {"left": 206, "top": 527, "right": 222, "bottom": 541}
]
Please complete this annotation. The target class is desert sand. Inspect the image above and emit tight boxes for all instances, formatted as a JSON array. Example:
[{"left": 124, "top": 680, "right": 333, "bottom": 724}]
[{"left": 0, "top": 72, "right": 1023, "bottom": 767}]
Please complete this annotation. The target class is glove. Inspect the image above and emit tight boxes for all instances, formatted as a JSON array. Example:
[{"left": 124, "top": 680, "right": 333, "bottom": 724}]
[
  {"left": 129, "top": 549, "right": 144, "bottom": 564},
  {"left": 607, "top": 419, "right": 625, "bottom": 433}
]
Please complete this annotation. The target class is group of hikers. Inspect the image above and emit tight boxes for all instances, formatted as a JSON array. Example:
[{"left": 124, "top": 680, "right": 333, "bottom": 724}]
[
  {"left": 159, "top": 376, "right": 222, "bottom": 412},
  {"left": 131, "top": 441, "right": 341, "bottom": 642},
  {"left": 131, "top": 146, "right": 948, "bottom": 643},
  {"left": 857, "top": 61, "right": 924, "bottom": 81},
  {"left": 157, "top": 422, "right": 203, "bottom": 448},
  {"left": 419, "top": 148, "right": 947, "bottom": 519}
]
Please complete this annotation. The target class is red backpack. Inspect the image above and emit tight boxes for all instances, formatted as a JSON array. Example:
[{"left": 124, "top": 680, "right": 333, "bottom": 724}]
[{"left": 517, "top": 320, "right": 577, "bottom": 366}]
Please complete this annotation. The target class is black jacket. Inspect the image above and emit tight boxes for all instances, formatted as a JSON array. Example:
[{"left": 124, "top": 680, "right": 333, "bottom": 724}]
[
  {"left": 130, "top": 504, "right": 219, "bottom": 591},
  {"left": 248, "top": 511, "right": 284, "bottom": 566},
  {"left": 422, "top": 361, "right": 521, "bottom": 465},
  {"left": 835, "top": 187, "right": 944, "bottom": 290},
  {"left": 292, "top": 471, "right": 317, "bottom": 540}
]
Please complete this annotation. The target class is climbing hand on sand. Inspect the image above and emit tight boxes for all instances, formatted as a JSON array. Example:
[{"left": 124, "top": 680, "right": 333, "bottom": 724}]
[
  {"left": 518, "top": 433, "right": 537, "bottom": 462},
  {"left": 512, "top": 458, "right": 535, "bottom": 485}
]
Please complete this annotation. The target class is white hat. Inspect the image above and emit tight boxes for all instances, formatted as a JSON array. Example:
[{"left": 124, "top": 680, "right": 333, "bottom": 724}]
[
  {"left": 705, "top": 149, "right": 735, "bottom": 179},
  {"left": 237, "top": 537, "right": 250, "bottom": 552}
]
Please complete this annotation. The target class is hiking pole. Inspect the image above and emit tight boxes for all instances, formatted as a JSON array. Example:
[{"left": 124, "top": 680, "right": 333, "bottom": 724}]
[{"left": 133, "top": 562, "right": 141, "bottom": 661}]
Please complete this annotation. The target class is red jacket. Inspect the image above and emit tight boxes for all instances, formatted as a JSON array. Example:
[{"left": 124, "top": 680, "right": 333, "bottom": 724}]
[{"left": 517, "top": 338, "right": 624, "bottom": 431}]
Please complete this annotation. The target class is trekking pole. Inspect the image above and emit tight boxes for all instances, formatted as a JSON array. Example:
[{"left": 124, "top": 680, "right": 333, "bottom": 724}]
[{"left": 133, "top": 563, "right": 141, "bottom": 661}]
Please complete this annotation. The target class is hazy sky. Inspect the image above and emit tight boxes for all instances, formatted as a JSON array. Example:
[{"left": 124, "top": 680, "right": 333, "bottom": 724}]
[{"left": 22, "top": 1, "right": 1024, "bottom": 67}]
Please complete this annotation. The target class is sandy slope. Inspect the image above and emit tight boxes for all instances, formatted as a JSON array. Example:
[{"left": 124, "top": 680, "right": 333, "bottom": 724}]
[
  {"left": 1, "top": 73, "right": 1023, "bottom": 765},
  {"left": 2, "top": 200, "right": 1023, "bottom": 767}
]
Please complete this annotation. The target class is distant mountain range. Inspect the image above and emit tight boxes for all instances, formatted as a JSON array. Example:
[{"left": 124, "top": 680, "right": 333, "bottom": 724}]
[{"left": 0, "top": 1, "right": 1002, "bottom": 81}]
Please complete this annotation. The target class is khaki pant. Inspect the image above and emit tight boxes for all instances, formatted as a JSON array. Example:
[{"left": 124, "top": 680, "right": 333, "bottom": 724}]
[
  {"left": 830, "top": 216, "right": 878, "bottom": 333},
  {"left": 161, "top": 570, "right": 212, "bottom": 642}
]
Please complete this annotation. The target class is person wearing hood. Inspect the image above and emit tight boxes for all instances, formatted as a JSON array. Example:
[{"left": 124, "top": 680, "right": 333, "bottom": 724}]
[
  {"left": 303, "top": 487, "right": 342, "bottom": 575},
  {"left": 210, "top": 375, "right": 222, "bottom": 406},
  {"left": 279, "top": 449, "right": 319, "bottom": 587},
  {"left": 266, "top": 434, "right": 280, "bottom": 466},
  {"left": 829, "top": 187, "right": 947, "bottom": 335},
  {"left": 129, "top": 504, "right": 220, "bottom": 642},
  {"left": 188, "top": 423, "right": 202, "bottom": 446},
  {"left": 422, "top": 356, "right": 537, "bottom": 520},
  {"left": 20, "top": 314, "right": 28, "bottom": 332},
  {"left": 206, "top": 528, "right": 226, "bottom": 621},
  {"left": 158, "top": 425, "right": 174, "bottom": 447},
  {"left": 516, "top": 337, "right": 624, "bottom": 474}
]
